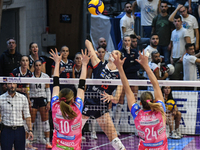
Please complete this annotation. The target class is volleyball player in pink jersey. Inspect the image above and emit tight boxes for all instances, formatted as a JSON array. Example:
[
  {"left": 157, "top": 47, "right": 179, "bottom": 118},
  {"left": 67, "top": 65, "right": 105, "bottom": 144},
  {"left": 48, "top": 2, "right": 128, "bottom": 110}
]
[
  {"left": 112, "top": 50, "right": 168, "bottom": 150},
  {"left": 49, "top": 48, "right": 90, "bottom": 150}
]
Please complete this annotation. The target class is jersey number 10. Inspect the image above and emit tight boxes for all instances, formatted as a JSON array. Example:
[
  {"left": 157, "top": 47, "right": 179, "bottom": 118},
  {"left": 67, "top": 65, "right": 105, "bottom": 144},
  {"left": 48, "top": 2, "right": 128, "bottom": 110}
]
[{"left": 60, "top": 120, "right": 69, "bottom": 134}]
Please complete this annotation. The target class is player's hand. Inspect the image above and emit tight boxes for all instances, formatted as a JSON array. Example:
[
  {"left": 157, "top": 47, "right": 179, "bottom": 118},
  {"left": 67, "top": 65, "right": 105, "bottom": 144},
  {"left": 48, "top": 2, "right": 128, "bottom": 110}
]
[
  {"left": 81, "top": 49, "right": 91, "bottom": 65},
  {"left": 178, "top": 57, "right": 183, "bottom": 62},
  {"left": 135, "top": 50, "right": 148, "bottom": 67},
  {"left": 136, "top": 35, "right": 141, "bottom": 40},
  {"left": 111, "top": 53, "right": 126, "bottom": 68},
  {"left": 100, "top": 91, "right": 113, "bottom": 103},
  {"left": 49, "top": 48, "right": 62, "bottom": 63},
  {"left": 170, "top": 57, "right": 173, "bottom": 64}
]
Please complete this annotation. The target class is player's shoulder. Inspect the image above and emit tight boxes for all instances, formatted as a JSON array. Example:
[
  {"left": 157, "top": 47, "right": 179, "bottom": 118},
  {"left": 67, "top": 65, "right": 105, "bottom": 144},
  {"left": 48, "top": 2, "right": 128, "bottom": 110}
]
[{"left": 41, "top": 72, "right": 50, "bottom": 78}]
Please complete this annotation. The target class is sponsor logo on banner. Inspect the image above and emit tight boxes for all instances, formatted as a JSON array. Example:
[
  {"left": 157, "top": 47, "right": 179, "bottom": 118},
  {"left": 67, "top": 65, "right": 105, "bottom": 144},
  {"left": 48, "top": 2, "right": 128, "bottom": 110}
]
[
  {"left": 3, "top": 77, "right": 21, "bottom": 83},
  {"left": 102, "top": 81, "right": 111, "bottom": 84}
]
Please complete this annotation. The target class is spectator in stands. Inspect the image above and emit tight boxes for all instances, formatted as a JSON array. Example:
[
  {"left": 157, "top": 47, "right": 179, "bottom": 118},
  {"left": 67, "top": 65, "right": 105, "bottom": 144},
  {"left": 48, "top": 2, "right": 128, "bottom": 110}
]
[
  {"left": 169, "top": 4, "right": 199, "bottom": 52},
  {"left": 143, "top": 33, "right": 159, "bottom": 63},
  {"left": 167, "top": 0, "right": 189, "bottom": 8},
  {"left": 0, "top": 38, "right": 22, "bottom": 93},
  {"left": 152, "top": 0, "right": 174, "bottom": 65},
  {"left": 149, "top": 51, "right": 169, "bottom": 80},
  {"left": 0, "top": 83, "right": 33, "bottom": 150},
  {"left": 114, "top": 35, "right": 140, "bottom": 136},
  {"left": 97, "top": 37, "right": 110, "bottom": 61},
  {"left": 188, "top": 0, "right": 199, "bottom": 20},
  {"left": 162, "top": 86, "right": 182, "bottom": 139},
  {"left": 132, "top": 0, "right": 161, "bottom": 38},
  {"left": 130, "top": 34, "right": 138, "bottom": 50},
  {"left": 169, "top": 15, "right": 191, "bottom": 80},
  {"left": 183, "top": 43, "right": 200, "bottom": 81},
  {"left": 29, "top": 60, "right": 52, "bottom": 149},
  {"left": 51, "top": 46, "right": 74, "bottom": 91},
  {"left": 29, "top": 42, "right": 46, "bottom": 73},
  {"left": 120, "top": 2, "right": 149, "bottom": 50}
]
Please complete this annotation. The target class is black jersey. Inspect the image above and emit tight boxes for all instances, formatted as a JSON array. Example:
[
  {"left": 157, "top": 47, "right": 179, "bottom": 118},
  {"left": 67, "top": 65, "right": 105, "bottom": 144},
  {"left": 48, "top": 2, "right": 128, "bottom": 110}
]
[
  {"left": 85, "top": 61, "right": 120, "bottom": 105},
  {"left": 10, "top": 67, "right": 32, "bottom": 88},
  {"left": 29, "top": 55, "right": 46, "bottom": 69}
]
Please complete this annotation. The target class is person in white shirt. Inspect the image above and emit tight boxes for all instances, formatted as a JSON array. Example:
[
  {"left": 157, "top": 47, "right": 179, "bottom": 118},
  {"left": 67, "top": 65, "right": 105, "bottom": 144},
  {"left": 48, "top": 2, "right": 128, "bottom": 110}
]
[
  {"left": 0, "top": 83, "right": 33, "bottom": 150},
  {"left": 144, "top": 33, "right": 159, "bottom": 63},
  {"left": 120, "top": 2, "right": 149, "bottom": 48},
  {"left": 183, "top": 43, "right": 200, "bottom": 81},
  {"left": 169, "top": 4, "right": 199, "bottom": 51},
  {"left": 169, "top": 15, "right": 191, "bottom": 80},
  {"left": 132, "top": 0, "right": 161, "bottom": 38}
]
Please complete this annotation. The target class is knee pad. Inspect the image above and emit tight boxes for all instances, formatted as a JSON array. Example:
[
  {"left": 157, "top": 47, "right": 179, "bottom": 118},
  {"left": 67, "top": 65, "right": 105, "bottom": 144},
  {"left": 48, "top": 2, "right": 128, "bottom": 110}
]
[
  {"left": 42, "top": 120, "right": 50, "bottom": 132},
  {"left": 111, "top": 137, "right": 125, "bottom": 150}
]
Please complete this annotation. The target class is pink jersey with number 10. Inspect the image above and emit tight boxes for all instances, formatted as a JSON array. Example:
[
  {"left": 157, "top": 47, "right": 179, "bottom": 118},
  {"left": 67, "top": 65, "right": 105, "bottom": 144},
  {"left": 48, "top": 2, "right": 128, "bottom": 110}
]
[
  {"left": 51, "top": 95, "right": 83, "bottom": 150},
  {"left": 131, "top": 101, "right": 168, "bottom": 150}
]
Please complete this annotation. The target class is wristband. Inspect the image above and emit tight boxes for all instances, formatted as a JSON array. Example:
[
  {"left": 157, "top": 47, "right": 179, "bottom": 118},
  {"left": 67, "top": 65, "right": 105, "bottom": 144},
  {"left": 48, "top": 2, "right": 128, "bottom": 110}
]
[
  {"left": 78, "top": 79, "right": 86, "bottom": 90},
  {"left": 28, "top": 130, "right": 33, "bottom": 133},
  {"left": 53, "top": 76, "right": 59, "bottom": 87}
]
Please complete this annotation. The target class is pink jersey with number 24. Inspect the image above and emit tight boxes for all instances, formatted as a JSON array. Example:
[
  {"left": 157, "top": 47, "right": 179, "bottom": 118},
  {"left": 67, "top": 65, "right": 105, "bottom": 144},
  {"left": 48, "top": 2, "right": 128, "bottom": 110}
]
[
  {"left": 131, "top": 101, "right": 168, "bottom": 150},
  {"left": 51, "top": 95, "right": 83, "bottom": 150}
]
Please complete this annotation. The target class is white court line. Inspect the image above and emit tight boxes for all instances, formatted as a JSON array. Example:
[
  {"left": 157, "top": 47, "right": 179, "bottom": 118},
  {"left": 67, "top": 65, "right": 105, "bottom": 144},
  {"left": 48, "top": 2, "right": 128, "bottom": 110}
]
[{"left": 88, "top": 135, "right": 134, "bottom": 150}]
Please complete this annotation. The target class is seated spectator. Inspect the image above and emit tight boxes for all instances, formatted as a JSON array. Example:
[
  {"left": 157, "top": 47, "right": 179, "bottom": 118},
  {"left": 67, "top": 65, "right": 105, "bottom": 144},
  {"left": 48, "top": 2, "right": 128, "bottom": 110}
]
[{"left": 162, "top": 86, "right": 182, "bottom": 139}]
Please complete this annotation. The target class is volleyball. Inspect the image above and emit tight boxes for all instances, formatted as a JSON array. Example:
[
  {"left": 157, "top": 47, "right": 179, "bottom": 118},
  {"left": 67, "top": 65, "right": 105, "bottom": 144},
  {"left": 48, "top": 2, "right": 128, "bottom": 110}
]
[
  {"left": 166, "top": 64, "right": 175, "bottom": 75},
  {"left": 165, "top": 99, "right": 177, "bottom": 111},
  {"left": 88, "top": 0, "right": 104, "bottom": 15}
]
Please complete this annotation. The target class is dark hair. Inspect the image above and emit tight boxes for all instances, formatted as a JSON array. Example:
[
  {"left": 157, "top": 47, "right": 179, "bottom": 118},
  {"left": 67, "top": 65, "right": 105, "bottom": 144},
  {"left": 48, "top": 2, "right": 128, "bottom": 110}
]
[
  {"left": 61, "top": 45, "right": 69, "bottom": 51},
  {"left": 59, "top": 88, "right": 76, "bottom": 120},
  {"left": 34, "top": 60, "right": 42, "bottom": 67},
  {"left": 150, "top": 33, "right": 159, "bottom": 39},
  {"left": 97, "top": 47, "right": 105, "bottom": 51},
  {"left": 130, "top": 34, "right": 137, "bottom": 39},
  {"left": 29, "top": 42, "right": 38, "bottom": 55},
  {"left": 174, "top": 15, "right": 182, "bottom": 21},
  {"left": 20, "top": 55, "right": 29, "bottom": 62},
  {"left": 160, "top": 0, "right": 168, "bottom": 5},
  {"left": 185, "top": 43, "right": 195, "bottom": 50},
  {"left": 161, "top": 86, "right": 173, "bottom": 100},
  {"left": 123, "top": 35, "right": 131, "bottom": 40},
  {"left": 151, "top": 51, "right": 159, "bottom": 58},
  {"left": 124, "top": 2, "right": 132, "bottom": 8},
  {"left": 7, "top": 38, "right": 16, "bottom": 45}
]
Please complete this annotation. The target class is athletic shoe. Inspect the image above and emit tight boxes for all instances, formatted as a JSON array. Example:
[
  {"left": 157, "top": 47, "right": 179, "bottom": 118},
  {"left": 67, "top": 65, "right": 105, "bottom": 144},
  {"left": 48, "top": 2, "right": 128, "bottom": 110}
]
[
  {"left": 37, "top": 137, "right": 46, "bottom": 144},
  {"left": 91, "top": 132, "right": 98, "bottom": 140},
  {"left": 82, "top": 136, "right": 86, "bottom": 140},
  {"left": 176, "top": 128, "right": 183, "bottom": 138},
  {"left": 46, "top": 143, "right": 52, "bottom": 149},
  {"left": 169, "top": 131, "right": 181, "bottom": 139}
]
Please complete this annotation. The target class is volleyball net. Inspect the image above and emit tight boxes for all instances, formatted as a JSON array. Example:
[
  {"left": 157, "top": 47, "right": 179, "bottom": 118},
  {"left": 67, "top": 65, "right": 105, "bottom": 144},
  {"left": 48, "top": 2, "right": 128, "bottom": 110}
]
[{"left": 1, "top": 77, "right": 200, "bottom": 150}]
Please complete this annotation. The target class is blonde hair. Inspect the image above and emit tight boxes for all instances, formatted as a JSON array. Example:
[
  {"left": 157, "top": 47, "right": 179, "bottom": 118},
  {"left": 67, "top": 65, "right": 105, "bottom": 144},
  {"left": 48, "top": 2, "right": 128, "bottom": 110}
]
[
  {"left": 140, "top": 92, "right": 166, "bottom": 122},
  {"left": 59, "top": 88, "right": 77, "bottom": 120}
]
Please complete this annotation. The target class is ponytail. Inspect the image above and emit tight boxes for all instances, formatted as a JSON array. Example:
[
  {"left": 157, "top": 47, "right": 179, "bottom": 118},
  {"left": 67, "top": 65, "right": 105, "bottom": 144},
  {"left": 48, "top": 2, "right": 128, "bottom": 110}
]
[
  {"left": 59, "top": 88, "right": 77, "bottom": 120},
  {"left": 60, "top": 101, "right": 77, "bottom": 120},
  {"left": 147, "top": 101, "right": 166, "bottom": 123}
]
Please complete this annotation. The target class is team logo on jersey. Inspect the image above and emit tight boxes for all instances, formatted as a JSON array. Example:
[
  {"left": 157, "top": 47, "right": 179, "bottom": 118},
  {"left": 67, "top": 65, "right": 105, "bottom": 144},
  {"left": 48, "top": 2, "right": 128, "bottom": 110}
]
[
  {"left": 100, "top": 72, "right": 105, "bottom": 78},
  {"left": 71, "top": 122, "right": 80, "bottom": 131}
]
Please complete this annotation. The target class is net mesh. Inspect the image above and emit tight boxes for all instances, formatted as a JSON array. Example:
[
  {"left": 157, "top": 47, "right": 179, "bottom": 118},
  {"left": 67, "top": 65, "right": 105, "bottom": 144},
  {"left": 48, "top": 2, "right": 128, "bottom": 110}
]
[{"left": 0, "top": 77, "right": 200, "bottom": 150}]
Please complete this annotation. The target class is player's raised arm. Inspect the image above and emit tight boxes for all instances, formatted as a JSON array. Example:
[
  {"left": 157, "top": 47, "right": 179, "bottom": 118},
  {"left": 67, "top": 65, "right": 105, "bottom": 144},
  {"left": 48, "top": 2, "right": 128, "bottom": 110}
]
[
  {"left": 49, "top": 48, "right": 62, "bottom": 97},
  {"left": 85, "top": 40, "right": 100, "bottom": 67},
  {"left": 136, "top": 50, "right": 164, "bottom": 102},
  {"left": 112, "top": 53, "right": 135, "bottom": 111},
  {"left": 76, "top": 49, "right": 90, "bottom": 101}
]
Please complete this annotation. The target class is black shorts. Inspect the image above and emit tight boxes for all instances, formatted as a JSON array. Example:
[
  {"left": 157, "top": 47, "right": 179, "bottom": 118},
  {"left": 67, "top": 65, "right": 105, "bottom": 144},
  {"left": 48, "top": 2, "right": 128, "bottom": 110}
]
[
  {"left": 82, "top": 101, "right": 109, "bottom": 119},
  {"left": 31, "top": 97, "right": 48, "bottom": 109}
]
